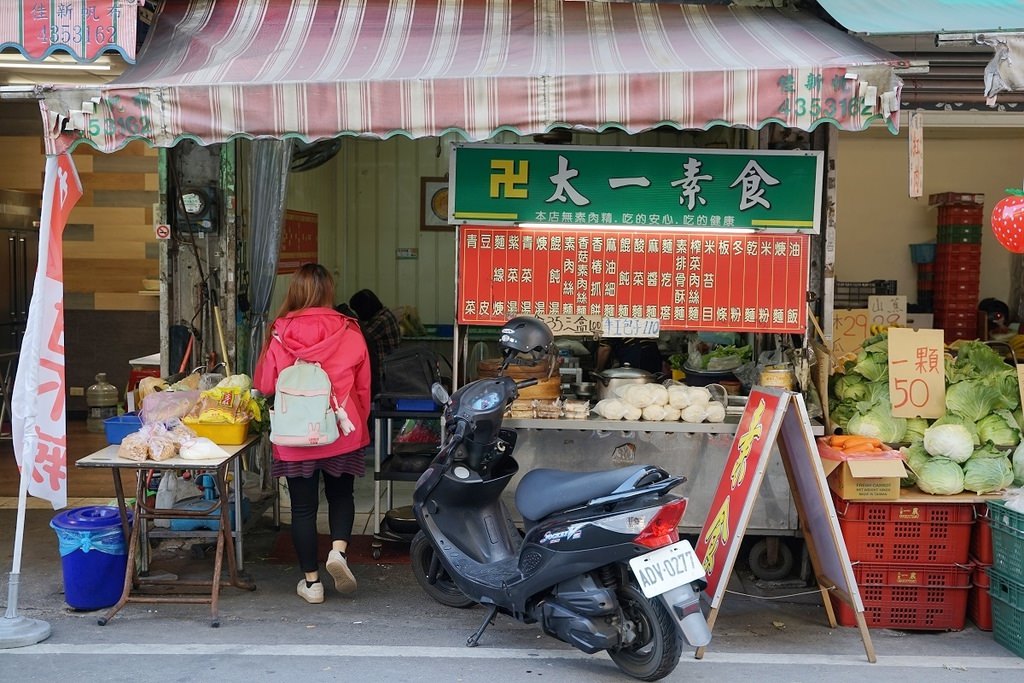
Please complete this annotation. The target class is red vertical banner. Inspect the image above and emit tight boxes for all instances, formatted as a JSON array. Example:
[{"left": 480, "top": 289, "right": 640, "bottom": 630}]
[
  {"left": 457, "top": 226, "right": 809, "bottom": 333},
  {"left": 695, "top": 389, "right": 785, "bottom": 599},
  {"left": 278, "top": 210, "right": 319, "bottom": 274},
  {"left": 12, "top": 153, "right": 82, "bottom": 510}
]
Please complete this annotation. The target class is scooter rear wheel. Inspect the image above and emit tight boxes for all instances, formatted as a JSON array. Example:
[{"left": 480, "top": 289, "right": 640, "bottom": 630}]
[
  {"left": 608, "top": 585, "right": 683, "bottom": 682},
  {"left": 410, "top": 531, "right": 476, "bottom": 609}
]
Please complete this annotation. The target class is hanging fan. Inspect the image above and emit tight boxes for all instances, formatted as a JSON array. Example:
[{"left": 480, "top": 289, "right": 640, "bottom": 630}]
[{"left": 290, "top": 139, "right": 342, "bottom": 172}]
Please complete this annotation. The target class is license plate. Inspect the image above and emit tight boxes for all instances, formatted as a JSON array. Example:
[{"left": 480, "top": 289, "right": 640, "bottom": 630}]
[{"left": 629, "top": 540, "right": 706, "bottom": 599}]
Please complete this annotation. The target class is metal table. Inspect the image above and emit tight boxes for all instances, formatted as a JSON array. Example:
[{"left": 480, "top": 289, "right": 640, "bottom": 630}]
[{"left": 76, "top": 435, "right": 260, "bottom": 626}]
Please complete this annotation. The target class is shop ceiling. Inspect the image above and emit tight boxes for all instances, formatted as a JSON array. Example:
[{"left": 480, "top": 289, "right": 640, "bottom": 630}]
[{"left": 34, "top": 0, "right": 906, "bottom": 155}]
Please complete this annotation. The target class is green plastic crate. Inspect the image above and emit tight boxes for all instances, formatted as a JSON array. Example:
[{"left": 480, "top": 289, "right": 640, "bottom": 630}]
[
  {"left": 988, "top": 568, "right": 1024, "bottom": 658},
  {"left": 987, "top": 500, "right": 1024, "bottom": 584}
]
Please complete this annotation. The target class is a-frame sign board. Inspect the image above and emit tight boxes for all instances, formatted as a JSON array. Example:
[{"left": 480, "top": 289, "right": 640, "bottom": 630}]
[{"left": 693, "top": 387, "right": 876, "bottom": 662}]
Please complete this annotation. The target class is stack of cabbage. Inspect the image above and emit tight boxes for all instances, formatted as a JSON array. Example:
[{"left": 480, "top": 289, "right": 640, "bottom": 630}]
[
  {"left": 829, "top": 335, "right": 1024, "bottom": 494},
  {"left": 592, "top": 384, "right": 726, "bottom": 423}
]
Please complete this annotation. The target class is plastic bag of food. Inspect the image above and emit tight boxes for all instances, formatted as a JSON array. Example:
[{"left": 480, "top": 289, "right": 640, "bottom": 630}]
[
  {"left": 142, "top": 390, "right": 200, "bottom": 424},
  {"left": 117, "top": 432, "right": 149, "bottom": 461},
  {"left": 642, "top": 404, "right": 667, "bottom": 421},
  {"left": 185, "top": 387, "right": 250, "bottom": 424},
  {"left": 179, "top": 437, "right": 224, "bottom": 461},
  {"left": 662, "top": 405, "right": 681, "bottom": 421},
  {"left": 593, "top": 398, "right": 627, "bottom": 420},
  {"left": 148, "top": 436, "right": 177, "bottom": 462}
]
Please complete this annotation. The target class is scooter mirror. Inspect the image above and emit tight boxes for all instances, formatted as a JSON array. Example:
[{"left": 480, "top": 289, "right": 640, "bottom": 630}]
[{"left": 431, "top": 382, "right": 450, "bottom": 405}]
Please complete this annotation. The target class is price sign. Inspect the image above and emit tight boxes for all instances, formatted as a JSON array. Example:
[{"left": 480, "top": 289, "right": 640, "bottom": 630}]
[
  {"left": 538, "top": 314, "right": 602, "bottom": 336},
  {"left": 602, "top": 317, "right": 661, "bottom": 338},
  {"left": 888, "top": 327, "right": 945, "bottom": 418},
  {"left": 831, "top": 309, "right": 870, "bottom": 358},
  {"left": 868, "top": 295, "right": 907, "bottom": 328}
]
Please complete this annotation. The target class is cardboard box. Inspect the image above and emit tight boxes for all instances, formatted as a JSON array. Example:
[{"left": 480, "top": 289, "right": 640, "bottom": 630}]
[{"left": 817, "top": 438, "right": 907, "bottom": 501}]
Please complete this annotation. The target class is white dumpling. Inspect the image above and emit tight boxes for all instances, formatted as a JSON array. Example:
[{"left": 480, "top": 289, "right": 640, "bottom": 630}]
[{"left": 705, "top": 401, "right": 726, "bottom": 423}]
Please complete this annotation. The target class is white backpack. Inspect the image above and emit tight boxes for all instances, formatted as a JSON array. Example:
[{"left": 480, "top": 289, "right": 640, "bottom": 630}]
[{"left": 268, "top": 333, "right": 355, "bottom": 447}]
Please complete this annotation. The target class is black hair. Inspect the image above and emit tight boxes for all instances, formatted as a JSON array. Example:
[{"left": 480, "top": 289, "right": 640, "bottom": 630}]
[
  {"left": 349, "top": 289, "right": 384, "bottom": 321},
  {"left": 979, "top": 298, "right": 1010, "bottom": 324}
]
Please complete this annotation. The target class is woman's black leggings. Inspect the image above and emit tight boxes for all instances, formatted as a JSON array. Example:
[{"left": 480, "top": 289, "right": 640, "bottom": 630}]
[{"left": 286, "top": 471, "right": 355, "bottom": 573}]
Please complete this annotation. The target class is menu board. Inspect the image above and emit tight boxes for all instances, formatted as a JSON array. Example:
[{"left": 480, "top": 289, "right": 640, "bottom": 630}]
[{"left": 457, "top": 226, "right": 809, "bottom": 332}]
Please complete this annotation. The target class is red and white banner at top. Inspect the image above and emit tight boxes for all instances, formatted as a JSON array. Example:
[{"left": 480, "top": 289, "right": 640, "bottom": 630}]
[
  {"left": 457, "top": 226, "right": 809, "bottom": 333},
  {"left": 0, "top": 0, "right": 139, "bottom": 62}
]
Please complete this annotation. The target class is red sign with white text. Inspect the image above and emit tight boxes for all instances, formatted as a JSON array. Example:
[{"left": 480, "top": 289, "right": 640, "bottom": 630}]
[
  {"left": 457, "top": 227, "right": 809, "bottom": 332},
  {"left": 277, "top": 210, "right": 319, "bottom": 274},
  {"left": 695, "top": 389, "right": 784, "bottom": 597}
]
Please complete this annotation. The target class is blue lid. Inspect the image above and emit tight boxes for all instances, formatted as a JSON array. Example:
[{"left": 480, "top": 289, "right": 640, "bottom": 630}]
[{"left": 50, "top": 505, "right": 131, "bottom": 530}]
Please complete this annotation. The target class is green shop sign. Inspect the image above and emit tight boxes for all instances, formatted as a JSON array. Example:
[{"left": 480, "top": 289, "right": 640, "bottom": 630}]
[{"left": 450, "top": 144, "right": 822, "bottom": 234}]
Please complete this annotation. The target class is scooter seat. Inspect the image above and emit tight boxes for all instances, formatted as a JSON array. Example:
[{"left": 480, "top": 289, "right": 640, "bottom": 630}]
[{"left": 515, "top": 465, "right": 648, "bottom": 522}]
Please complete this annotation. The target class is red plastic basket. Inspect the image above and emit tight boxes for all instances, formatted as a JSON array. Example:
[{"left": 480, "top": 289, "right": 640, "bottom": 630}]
[
  {"left": 971, "top": 505, "right": 993, "bottom": 565},
  {"left": 968, "top": 559, "right": 993, "bottom": 631},
  {"left": 833, "top": 561, "right": 972, "bottom": 631},
  {"left": 834, "top": 498, "right": 974, "bottom": 563}
]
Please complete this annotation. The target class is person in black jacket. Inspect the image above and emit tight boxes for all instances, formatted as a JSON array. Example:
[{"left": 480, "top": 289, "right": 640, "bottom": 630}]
[{"left": 348, "top": 289, "right": 402, "bottom": 397}]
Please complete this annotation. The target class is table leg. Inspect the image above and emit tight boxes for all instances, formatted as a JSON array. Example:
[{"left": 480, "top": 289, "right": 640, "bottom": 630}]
[
  {"left": 98, "top": 473, "right": 144, "bottom": 626},
  {"left": 214, "top": 466, "right": 254, "bottom": 592},
  {"left": 233, "top": 453, "right": 244, "bottom": 571}
]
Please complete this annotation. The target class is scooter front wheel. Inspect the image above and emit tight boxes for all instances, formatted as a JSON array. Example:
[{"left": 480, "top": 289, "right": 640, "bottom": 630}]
[
  {"left": 608, "top": 585, "right": 683, "bottom": 682},
  {"left": 410, "top": 531, "right": 476, "bottom": 609}
]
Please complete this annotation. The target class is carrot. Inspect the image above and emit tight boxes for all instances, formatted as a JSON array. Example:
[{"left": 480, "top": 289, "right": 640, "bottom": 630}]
[{"left": 834, "top": 436, "right": 883, "bottom": 450}]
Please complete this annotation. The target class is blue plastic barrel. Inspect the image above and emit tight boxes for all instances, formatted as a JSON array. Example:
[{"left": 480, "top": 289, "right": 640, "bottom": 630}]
[{"left": 50, "top": 506, "right": 132, "bottom": 610}]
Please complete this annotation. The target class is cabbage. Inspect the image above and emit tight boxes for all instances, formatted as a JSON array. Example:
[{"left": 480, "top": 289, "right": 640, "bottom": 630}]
[
  {"left": 932, "top": 412, "right": 981, "bottom": 446},
  {"left": 900, "top": 443, "right": 931, "bottom": 488},
  {"left": 916, "top": 458, "right": 966, "bottom": 495},
  {"left": 977, "top": 409, "right": 1022, "bottom": 448},
  {"left": 847, "top": 403, "right": 907, "bottom": 443},
  {"left": 833, "top": 374, "right": 869, "bottom": 402},
  {"left": 945, "top": 380, "right": 1003, "bottom": 423},
  {"left": 923, "top": 423, "right": 974, "bottom": 463},
  {"left": 829, "top": 402, "right": 857, "bottom": 431},
  {"left": 849, "top": 349, "right": 888, "bottom": 382},
  {"left": 1014, "top": 441, "right": 1024, "bottom": 487},
  {"left": 962, "top": 456, "right": 1014, "bottom": 494},
  {"left": 904, "top": 417, "right": 930, "bottom": 444},
  {"left": 971, "top": 443, "right": 1010, "bottom": 459}
]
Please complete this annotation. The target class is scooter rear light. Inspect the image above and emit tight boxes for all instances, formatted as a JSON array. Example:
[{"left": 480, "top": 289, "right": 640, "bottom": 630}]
[{"left": 633, "top": 498, "right": 687, "bottom": 549}]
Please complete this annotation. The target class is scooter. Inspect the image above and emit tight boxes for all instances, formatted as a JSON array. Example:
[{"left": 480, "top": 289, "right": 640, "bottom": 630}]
[{"left": 411, "top": 323, "right": 710, "bottom": 681}]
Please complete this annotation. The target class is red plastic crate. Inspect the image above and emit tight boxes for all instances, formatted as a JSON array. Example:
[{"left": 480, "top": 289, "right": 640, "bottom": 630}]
[
  {"left": 969, "top": 559, "right": 993, "bottom": 631},
  {"left": 834, "top": 497, "right": 974, "bottom": 563},
  {"left": 971, "top": 505, "right": 993, "bottom": 565},
  {"left": 832, "top": 561, "right": 972, "bottom": 630}
]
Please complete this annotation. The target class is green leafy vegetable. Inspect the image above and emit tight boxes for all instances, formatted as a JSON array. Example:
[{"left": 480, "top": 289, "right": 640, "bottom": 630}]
[
  {"left": 847, "top": 403, "right": 907, "bottom": 443},
  {"left": 923, "top": 423, "right": 974, "bottom": 463},
  {"left": 945, "top": 380, "right": 1004, "bottom": 423},
  {"left": 916, "top": 457, "right": 966, "bottom": 495},
  {"left": 962, "top": 456, "right": 1014, "bottom": 494},
  {"left": 904, "top": 417, "right": 929, "bottom": 444},
  {"left": 976, "top": 409, "right": 1021, "bottom": 448}
]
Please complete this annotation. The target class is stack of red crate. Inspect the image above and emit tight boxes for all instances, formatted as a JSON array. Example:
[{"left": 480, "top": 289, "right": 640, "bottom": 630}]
[
  {"left": 968, "top": 504, "right": 994, "bottom": 631},
  {"left": 831, "top": 495, "right": 974, "bottom": 630},
  {"left": 930, "top": 192, "right": 984, "bottom": 344}
]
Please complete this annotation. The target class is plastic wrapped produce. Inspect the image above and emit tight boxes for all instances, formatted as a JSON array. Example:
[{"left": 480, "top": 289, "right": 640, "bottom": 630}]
[
  {"left": 623, "top": 404, "right": 642, "bottom": 421},
  {"left": 662, "top": 406, "right": 681, "bottom": 421},
  {"left": 705, "top": 401, "right": 726, "bottom": 423},
  {"left": 642, "top": 404, "right": 667, "bottom": 421},
  {"left": 593, "top": 398, "right": 627, "bottom": 420},
  {"left": 647, "top": 384, "right": 669, "bottom": 406},
  {"left": 680, "top": 404, "right": 707, "bottom": 423},
  {"left": 667, "top": 385, "right": 691, "bottom": 409}
]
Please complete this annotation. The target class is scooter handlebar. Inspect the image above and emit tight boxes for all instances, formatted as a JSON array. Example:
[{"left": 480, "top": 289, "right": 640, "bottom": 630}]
[{"left": 516, "top": 378, "right": 539, "bottom": 389}]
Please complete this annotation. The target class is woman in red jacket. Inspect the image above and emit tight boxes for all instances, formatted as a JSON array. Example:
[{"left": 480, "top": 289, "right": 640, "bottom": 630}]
[{"left": 254, "top": 264, "right": 371, "bottom": 604}]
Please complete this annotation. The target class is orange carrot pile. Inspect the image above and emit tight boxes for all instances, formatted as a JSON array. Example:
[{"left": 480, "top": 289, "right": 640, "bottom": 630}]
[{"left": 824, "top": 434, "right": 890, "bottom": 454}]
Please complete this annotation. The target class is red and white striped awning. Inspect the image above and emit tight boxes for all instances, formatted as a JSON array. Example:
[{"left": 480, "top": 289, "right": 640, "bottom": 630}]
[{"left": 39, "top": 0, "right": 906, "bottom": 154}]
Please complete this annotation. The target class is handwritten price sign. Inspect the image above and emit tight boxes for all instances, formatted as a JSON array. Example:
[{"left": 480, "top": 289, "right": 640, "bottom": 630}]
[
  {"left": 868, "top": 295, "right": 907, "bottom": 328},
  {"left": 888, "top": 327, "right": 945, "bottom": 418},
  {"left": 832, "top": 309, "right": 870, "bottom": 358}
]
